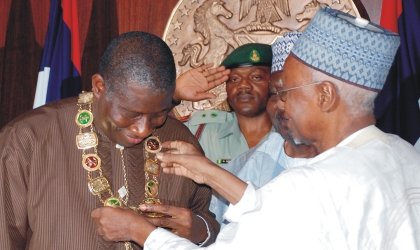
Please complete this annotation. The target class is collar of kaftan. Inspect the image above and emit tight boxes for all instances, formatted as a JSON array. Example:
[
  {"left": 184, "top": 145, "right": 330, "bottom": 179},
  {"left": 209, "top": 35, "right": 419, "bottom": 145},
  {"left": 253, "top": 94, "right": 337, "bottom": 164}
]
[{"left": 344, "top": 125, "right": 391, "bottom": 149}]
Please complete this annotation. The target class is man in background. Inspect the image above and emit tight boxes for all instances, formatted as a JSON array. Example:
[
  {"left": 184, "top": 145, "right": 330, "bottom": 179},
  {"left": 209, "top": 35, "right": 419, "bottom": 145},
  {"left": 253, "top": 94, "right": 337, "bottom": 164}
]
[{"left": 182, "top": 44, "right": 275, "bottom": 224}]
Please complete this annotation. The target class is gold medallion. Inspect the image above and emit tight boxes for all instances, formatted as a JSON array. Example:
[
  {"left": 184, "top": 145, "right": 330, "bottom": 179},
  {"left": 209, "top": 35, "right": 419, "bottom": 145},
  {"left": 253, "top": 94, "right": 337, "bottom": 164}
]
[
  {"left": 142, "top": 197, "right": 160, "bottom": 204},
  {"left": 145, "top": 158, "right": 160, "bottom": 176},
  {"left": 124, "top": 242, "right": 133, "bottom": 250},
  {"left": 88, "top": 176, "right": 110, "bottom": 195},
  {"left": 145, "top": 180, "right": 159, "bottom": 197},
  {"left": 104, "top": 196, "right": 123, "bottom": 207},
  {"left": 77, "top": 91, "right": 93, "bottom": 104},
  {"left": 76, "top": 132, "right": 98, "bottom": 149},
  {"left": 163, "top": 0, "right": 361, "bottom": 119},
  {"left": 144, "top": 136, "right": 162, "bottom": 154},
  {"left": 142, "top": 212, "right": 165, "bottom": 218},
  {"left": 82, "top": 153, "right": 102, "bottom": 171},
  {"left": 75, "top": 110, "right": 93, "bottom": 128},
  {"left": 141, "top": 198, "right": 165, "bottom": 218}
]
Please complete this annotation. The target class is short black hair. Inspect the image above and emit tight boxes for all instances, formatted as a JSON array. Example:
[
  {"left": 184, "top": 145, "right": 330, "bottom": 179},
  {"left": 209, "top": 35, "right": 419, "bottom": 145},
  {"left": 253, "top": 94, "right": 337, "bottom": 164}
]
[{"left": 98, "top": 31, "right": 176, "bottom": 98}]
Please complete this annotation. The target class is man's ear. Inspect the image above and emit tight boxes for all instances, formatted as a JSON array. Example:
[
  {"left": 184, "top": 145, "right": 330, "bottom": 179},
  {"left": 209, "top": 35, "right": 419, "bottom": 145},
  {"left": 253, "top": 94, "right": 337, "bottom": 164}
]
[
  {"left": 317, "top": 81, "right": 338, "bottom": 113},
  {"left": 92, "top": 74, "right": 106, "bottom": 97}
]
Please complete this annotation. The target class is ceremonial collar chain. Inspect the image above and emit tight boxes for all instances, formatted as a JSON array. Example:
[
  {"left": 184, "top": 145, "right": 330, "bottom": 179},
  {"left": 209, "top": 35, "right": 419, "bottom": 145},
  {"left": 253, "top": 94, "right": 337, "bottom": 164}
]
[{"left": 75, "top": 92, "right": 163, "bottom": 249}]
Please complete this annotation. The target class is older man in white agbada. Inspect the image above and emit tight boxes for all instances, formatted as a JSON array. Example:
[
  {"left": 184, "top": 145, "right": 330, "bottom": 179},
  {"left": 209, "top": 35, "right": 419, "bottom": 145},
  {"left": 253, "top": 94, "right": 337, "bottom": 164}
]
[{"left": 92, "top": 7, "right": 420, "bottom": 250}]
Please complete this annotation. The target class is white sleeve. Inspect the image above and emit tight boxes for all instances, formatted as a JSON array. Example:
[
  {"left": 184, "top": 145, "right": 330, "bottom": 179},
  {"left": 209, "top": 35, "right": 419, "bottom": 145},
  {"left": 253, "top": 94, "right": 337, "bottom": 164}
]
[
  {"left": 145, "top": 228, "right": 202, "bottom": 250},
  {"left": 223, "top": 181, "right": 260, "bottom": 223}
]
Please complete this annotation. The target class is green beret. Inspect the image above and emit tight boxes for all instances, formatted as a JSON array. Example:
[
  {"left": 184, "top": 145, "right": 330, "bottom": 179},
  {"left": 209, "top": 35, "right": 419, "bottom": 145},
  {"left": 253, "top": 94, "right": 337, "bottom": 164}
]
[{"left": 221, "top": 43, "right": 272, "bottom": 69}]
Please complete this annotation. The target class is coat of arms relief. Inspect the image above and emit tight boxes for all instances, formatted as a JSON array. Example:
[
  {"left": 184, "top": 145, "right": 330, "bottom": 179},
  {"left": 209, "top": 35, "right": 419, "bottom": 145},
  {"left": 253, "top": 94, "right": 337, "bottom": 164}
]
[{"left": 163, "top": 0, "right": 361, "bottom": 119}]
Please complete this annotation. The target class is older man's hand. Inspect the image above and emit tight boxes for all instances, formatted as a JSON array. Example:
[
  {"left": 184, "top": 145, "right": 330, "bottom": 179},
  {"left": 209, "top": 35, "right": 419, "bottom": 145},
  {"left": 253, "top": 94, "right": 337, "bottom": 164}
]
[
  {"left": 157, "top": 140, "right": 217, "bottom": 184},
  {"left": 157, "top": 140, "right": 248, "bottom": 205}
]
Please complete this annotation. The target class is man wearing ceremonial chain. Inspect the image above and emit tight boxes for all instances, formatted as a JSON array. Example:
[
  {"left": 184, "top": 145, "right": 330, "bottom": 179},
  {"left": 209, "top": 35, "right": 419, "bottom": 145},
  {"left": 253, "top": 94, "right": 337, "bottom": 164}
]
[{"left": 0, "top": 31, "right": 230, "bottom": 249}]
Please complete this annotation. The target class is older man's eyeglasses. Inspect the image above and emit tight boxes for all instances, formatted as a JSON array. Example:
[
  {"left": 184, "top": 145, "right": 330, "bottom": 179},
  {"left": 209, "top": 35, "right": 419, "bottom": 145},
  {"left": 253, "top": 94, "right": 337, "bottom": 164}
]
[{"left": 271, "top": 81, "right": 323, "bottom": 102}]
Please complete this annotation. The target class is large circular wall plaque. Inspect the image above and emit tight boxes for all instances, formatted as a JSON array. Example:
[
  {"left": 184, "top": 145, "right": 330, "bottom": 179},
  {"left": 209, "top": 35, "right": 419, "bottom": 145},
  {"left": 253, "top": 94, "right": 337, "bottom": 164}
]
[{"left": 163, "top": 0, "right": 361, "bottom": 119}]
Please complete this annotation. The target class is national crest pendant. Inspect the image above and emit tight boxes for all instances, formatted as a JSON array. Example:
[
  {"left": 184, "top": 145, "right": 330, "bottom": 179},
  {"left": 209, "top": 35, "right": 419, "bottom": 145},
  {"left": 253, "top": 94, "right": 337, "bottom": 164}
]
[
  {"left": 144, "top": 136, "right": 162, "bottom": 154},
  {"left": 82, "top": 153, "right": 102, "bottom": 171}
]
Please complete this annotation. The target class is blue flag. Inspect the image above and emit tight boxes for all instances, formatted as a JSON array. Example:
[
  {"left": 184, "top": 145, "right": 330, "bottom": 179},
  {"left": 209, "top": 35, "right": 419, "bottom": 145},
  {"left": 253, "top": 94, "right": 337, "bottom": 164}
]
[
  {"left": 374, "top": 0, "right": 420, "bottom": 151},
  {"left": 33, "top": 0, "right": 82, "bottom": 108}
]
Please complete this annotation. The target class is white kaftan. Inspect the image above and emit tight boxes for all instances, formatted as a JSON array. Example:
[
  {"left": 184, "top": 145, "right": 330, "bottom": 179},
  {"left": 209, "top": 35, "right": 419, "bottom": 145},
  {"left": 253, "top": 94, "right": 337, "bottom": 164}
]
[{"left": 145, "top": 126, "right": 420, "bottom": 250}]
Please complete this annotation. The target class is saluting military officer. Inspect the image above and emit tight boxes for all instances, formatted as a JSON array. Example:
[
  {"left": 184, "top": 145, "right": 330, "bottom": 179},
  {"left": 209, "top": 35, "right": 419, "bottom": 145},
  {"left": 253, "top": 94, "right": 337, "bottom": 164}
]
[
  {"left": 182, "top": 43, "right": 275, "bottom": 225},
  {"left": 184, "top": 44, "right": 274, "bottom": 164}
]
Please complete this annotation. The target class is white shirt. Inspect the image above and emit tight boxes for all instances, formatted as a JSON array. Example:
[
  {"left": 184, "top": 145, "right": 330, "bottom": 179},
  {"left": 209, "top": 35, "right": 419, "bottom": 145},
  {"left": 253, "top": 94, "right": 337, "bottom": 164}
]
[
  {"left": 145, "top": 126, "right": 420, "bottom": 250},
  {"left": 210, "top": 132, "right": 310, "bottom": 226}
]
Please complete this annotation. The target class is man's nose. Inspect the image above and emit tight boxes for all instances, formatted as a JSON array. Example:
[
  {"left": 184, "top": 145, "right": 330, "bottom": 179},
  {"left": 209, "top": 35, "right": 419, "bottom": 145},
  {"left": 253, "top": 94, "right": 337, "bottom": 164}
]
[
  {"left": 128, "top": 117, "right": 153, "bottom": 138},
  {"left": 276, "top": 97, "right": 285, "bottom": 110},
  {"left": 237, "top": 78, "right": 252, "bottom": 89}
]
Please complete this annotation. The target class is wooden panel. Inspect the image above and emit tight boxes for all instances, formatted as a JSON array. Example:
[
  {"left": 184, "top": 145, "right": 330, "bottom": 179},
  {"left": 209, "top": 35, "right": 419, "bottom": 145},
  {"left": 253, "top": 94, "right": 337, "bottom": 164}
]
[
  {"left": 116, "top": 0, "right": 152, "bottom": 34},
  {"left": 148, "top": 0, "right": 180, "bottom": 37},
  {"left": 116, "top": 0, "right": 179, "bottom": 38}
]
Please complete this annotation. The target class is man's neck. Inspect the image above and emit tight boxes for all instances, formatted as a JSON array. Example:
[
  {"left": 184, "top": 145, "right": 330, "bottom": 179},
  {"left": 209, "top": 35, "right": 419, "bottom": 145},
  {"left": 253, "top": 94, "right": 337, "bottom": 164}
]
[
  {"left": 314, "top": 116, "right": 376, "bottom": 153},
  {"left": 284, "top": 140, "right": 318, "bottom": 159},
  {"left": 236, "top": 112, "right": 272, "bottom": 148}
]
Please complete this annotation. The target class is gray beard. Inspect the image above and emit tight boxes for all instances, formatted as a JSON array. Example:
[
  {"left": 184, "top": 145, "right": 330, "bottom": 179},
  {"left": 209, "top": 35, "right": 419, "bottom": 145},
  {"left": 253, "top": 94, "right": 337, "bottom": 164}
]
[
  {"left": 286, "top": 130, "right": 305, "bottom": 146},
  {"left": 292, "top": 138, "right": 304, "bottom": 146}
]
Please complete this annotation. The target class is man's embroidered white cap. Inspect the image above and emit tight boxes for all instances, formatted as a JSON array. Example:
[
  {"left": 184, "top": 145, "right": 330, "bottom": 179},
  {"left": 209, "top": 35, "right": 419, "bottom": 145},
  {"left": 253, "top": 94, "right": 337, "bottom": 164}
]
[{"left": 291, "top": 7, "right": 400, "bottom": 91}]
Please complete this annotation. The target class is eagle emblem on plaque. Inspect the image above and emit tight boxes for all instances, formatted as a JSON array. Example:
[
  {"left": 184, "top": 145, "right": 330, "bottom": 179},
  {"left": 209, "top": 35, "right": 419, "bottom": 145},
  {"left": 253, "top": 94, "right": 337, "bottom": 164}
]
[{"left": 163, "top": 0, "right": 361, "bottom": 119}]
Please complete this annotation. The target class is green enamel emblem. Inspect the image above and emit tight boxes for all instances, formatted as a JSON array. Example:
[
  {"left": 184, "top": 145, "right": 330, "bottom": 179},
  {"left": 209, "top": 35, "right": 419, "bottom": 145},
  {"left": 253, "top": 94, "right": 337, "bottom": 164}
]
[
  {"left": 109, "top": 199, "right": 120, "bottom": 206},
  {"left": 75, "top": 110, "right": 93, "bottom": 128},
  {"left": 78, "top": 112, "right": 91, "bottom": 124},
  {"left": 104, "top": 197, "right": 122, "bottom": 207}
]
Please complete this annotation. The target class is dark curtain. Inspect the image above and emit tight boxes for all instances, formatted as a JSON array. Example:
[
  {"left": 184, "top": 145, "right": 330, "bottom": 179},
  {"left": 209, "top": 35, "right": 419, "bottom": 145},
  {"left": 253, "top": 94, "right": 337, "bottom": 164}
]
[{"left": 0, "top": 0, "right": 42, "bottom": 128}]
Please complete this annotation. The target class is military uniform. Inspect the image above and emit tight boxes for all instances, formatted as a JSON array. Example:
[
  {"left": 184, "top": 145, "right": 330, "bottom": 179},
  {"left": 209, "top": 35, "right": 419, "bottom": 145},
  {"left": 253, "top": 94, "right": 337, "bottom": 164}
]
[{"left": 183, "top": 110, "right": 275, "bottom": 166}]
